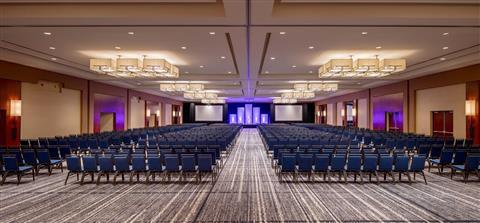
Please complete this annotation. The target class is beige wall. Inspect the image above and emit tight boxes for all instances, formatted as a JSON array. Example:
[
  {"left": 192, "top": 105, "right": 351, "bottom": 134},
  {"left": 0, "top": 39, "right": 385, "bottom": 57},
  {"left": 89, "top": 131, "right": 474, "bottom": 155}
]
[
  {"left": 415, "top": 84, "right": 466, "bottom": 138},
  {"left": 130, "top": 97, "right": 145, "bottom": 129},
  {"left": 358, "top": 98, "right": 368, "bottom": 128},
  {"left": 336, "top": 102, "right": 343, "bottom": 126},
  {"left": 327, "top": 103, "right": 334, "bottom": 125},
  {"left": 21, "top": 82, "right": 81, "bottom": 138},
  {"left": 164, "top": 103, "right": 172, "bottom": 125}
]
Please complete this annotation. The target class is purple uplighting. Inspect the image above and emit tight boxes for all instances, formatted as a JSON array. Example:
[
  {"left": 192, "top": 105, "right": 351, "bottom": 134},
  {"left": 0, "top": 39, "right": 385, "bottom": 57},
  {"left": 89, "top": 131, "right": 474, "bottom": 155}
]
[
  {"left": 372, "top": 93, "right": 404, "bottom": 132},
  {"left": 93, "top": 93, "right": 125, "bottom": 133}
]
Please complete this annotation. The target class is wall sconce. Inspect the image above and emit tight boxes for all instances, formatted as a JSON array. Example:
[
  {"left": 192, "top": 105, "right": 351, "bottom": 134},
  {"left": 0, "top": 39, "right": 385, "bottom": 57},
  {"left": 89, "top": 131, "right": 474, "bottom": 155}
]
[
  {"left": 316, "top": 111, "right": 321, "bottom": 117},
  {"left": 178, "top": 111, "right": 182, "bottom": 117},
  {"left": 10, "top": 100, "right": 22, "bottom": 117},
  {"left": 466, "top": 100, "right": 476, "bottom": 116},
  {"left": 352, "top": 108, "right": 357, "bottom": 117},
  {"left": 341, "top": 109, "right": 345, "bottom": 117},
  {"left": 146, "top": 109, "right": 151, "bottom": 117},
  {"left": 156, "top": 110, "right": 160, "bottom": 117},
  {"left": 322, "top": 110, "right": 326, "bottom": 117},
  {"left": 172, "top": 111, "right": 176, "bottom": 117}
]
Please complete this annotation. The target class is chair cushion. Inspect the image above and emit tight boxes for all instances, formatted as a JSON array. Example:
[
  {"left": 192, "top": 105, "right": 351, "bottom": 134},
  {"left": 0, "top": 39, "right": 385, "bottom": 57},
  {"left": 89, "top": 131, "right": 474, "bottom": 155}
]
[
  {"left": 451, "top": 165, "right": 465, "bottom": 171},
  {"left": 429, "top": 159, "right": 440, "bottom": 164},
  {"left": 19, "top": 165, "right": 33, "bottom": 171},
  {"left": 51, "top": 159, "right": 63, "bottom": 164}
]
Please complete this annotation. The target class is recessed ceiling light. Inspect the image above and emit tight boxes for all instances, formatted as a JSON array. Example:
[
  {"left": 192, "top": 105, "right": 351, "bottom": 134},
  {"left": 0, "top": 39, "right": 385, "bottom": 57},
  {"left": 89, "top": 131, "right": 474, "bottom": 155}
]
[
  {"left": 279, "top": 32, "right": 286, "bottom": 35},
  {"left": 220, "top": 56, "right": 226, "bottom": 59},
  {"left": 128, "top": 32, "right": 135, "bottom": 35},
  {"left": 308, "top": 71, "right": 313, "bottom": 73},
  {"left": 361, "top": 32, "right": 368, "bottom": 35},
  {"left": 292, "top": 65, "right": 297, "bottom": 68},
  {"left": 270, "top": 57, "right": 276, "bottom": 60},
  {"left": 43, "top": 32, "right": 52, "bottom": 35},
  {"left": 200, "top": 65, "right": 204, "bottom": 68},
  {"left": 227, "top": 71, "right": 232, "bottom": 74},
  {"left": 442, "top": 32, "right": 449, "bottom": 36},
  {"left": 375, "top": 46, "right": 382, "bottom": 49},
  {"left": 51, "top": 57, "right": 57, "bottom": 61},
  {"left": 114, "top": 46, "right": 121, "bottom": 50},
  {"left": 209, "top": 32, "right": 215, "bottom": 35},
  {"left": 308, "top": 46, "right": 314, "bottom": 49},
  {"left": 136, "top": 83, "right": 142, "bottom": 85},
  {"left": 440, "top": 57, "right": 446, "bottom": 61},
  {"left": 49, "top": 46, "right": 56, "bottom": 50},
  {"left": 185, "top": 71, "right": 189, "bottom": 74},
  {"left": 265, "top": 71, "right": 269, "bottom": 74},
  {"left": 181, "top": 46, "right": 187, "bottom": 50},
  {"left": 442, "top": 46, "right": 449, "bottom": 50}
]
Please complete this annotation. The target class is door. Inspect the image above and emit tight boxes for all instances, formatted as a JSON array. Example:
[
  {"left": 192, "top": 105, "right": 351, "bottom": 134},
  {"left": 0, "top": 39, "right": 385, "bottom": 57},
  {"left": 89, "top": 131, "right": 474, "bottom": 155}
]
[
  {"left": 100, "top": 112, "right": 116, "bottom": 132},
  {"left": 432, "top": 111, "right": 454, "bottom": 137},
  {"left": 0, "top": 109, "right": 6, "bottom": 145},
  {"left": 385, "top": 112, "right": 401, "bottom": 132}
]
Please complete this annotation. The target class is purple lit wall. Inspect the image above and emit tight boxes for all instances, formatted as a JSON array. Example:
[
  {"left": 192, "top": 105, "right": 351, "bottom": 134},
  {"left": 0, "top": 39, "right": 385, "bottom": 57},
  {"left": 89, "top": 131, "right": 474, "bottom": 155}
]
[
  {"left": 229, "top": 114, "right": 237, "bottom": 124},
  {"left": 253, "top": 107, "right": 260, "bottom": 124},
  {"left": 237, "top": 107, "right": 245, "bottom": 124},
  {"left": 245, "top": 104, "right": 253, "bottom": 124},
  {"left": 372, "top": 93, "right": 404, "bottom": 131},
  {"left": 261, "top": 114, "right": 269, "bottom": 124},
  {"left": 93, "top": 93, "right": 125, "bottom": 133}
]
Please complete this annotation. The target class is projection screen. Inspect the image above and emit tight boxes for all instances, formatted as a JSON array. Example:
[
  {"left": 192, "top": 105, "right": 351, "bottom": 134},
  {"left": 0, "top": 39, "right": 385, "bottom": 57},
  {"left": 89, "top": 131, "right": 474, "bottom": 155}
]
[
  {"left": 275, "top": 105, "right": 303, "bottom": 121},
  {"left": 195, "top": 105, "right": 223, "bottom": 121}
]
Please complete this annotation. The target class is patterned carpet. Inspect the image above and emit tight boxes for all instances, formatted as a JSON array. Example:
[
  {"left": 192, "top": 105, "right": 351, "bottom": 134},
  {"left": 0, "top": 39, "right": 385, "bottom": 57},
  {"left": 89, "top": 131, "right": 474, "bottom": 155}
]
[{"left": 1, "top": 128, "right": 479, "bottom": 222}]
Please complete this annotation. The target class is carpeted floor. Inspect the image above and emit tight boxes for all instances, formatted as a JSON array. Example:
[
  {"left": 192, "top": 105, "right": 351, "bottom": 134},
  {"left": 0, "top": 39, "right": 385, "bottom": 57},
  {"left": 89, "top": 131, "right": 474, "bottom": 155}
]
[{"left": 1, "top": 128, "right": 479, "bottom": 222}]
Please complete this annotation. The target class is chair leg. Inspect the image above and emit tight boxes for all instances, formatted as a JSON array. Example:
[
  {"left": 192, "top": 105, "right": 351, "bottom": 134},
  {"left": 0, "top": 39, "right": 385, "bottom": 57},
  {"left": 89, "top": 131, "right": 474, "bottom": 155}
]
[
  {"left": 129, "top": 172, "right": 134, "bottom": 184},
  {"left": 113, "top": 172, "right": 118, "bottom": 185},
  {"left": 374, "top": 171, "right": 380, "bottom": 183},
  {"left": 17, "top": 173, "right": 22, "bottom": 185},
  {"left": 413, "top": 172, "right": 416, "bottom": 180},
  {"left": 146, "top": 171, "right": 150, "bottom": 183},
  {"left": 405, "top": 172, "right": 412, "bottom": 184},
  {"left": 451, "top": 169, "right": 455, "bottom": 179},
  {"left": 64, "top": 172, "right": 71, "bottom": 185},
  {"left": 96, "top": 172, "right": 102, "bottom": 185},
  {"left": 359, "top": 172, "right": 364, "bottom": 184},
  {"left": 1, "top": 173, "right": 6, "bottom": 185},
  {"left": 91, "top": 173, "right": 94, "bottom": 182},
  {"left": 343, "top": 171, "right": 347, "bottom": 183},
  {"left": 32, "top": 169, "right": 35, "bottom": 181},
  {"left": 421, "top": 171, "right": 427, "bottom": 185},
  {"left": 390, "top": 172, "right": 395, "bottom": 183},
  {"left": 80, "top": 172, "right": 86, "bottom": 184}
]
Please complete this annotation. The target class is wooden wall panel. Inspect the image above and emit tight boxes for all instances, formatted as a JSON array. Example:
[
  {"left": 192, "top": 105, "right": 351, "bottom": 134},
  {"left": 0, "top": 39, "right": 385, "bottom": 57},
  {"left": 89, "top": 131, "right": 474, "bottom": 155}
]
[{"left": 0, "top": 78, "right": 21, "bottom": 146}]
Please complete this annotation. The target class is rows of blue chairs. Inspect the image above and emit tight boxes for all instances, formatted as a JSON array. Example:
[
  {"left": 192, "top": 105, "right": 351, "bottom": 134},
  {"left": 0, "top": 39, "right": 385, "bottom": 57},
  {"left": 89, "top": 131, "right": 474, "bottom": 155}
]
[
  {"left": 1, "top": 124, "right": 241, "bottom": 185},
  {"left": 428, "top": 148, "right": 480, "bottom": 182},
  {"left": 65, "top": 152, "right": 218, "bottom": 185}
]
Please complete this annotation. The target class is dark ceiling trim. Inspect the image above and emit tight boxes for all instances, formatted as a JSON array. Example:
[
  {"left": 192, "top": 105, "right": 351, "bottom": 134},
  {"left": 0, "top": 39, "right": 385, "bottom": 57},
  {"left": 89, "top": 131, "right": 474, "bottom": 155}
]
[
  {"left": 225, "top": 32, "right": 240, "bottom": 75},
  {"left": 258, "top": 32, "right": 271, "bottom": 75}
]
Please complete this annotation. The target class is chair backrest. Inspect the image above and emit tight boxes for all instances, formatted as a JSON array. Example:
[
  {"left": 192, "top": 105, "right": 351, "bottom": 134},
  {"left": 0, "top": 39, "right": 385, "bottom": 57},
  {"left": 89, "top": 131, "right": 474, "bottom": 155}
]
[
  {"left": 165, "top": 154, "right": 179, "bottom": 171},
  {"left": 59, "top": 146, "right": 71, "bottom": 159},
  {"left": 3, "top": 155, "right": 19, "bottom": 171},
  {"left": 330, "top": 155, "right": 346, "bottom": 171},
  {"left": 147, "top": 155, "right": 162, "bottom": 171},
  {"left": 98, "top": 155, "right": 114, "bottom": 171},
  {"left": 363, "top": 155, "right": 378, "bottom": 171},
  {"left": 430, "top": 144, "right": 443, "bottom": 159},
  {"left": 36, "top": 149, "right": 51, "bottom": 164},
  {"left": 114, "top": 155, "right": 130, "bottom": 172},
  {"left": 378, "top": 155, "right": 393, "bottom": 171},
  {"left": 197, "top": 154, "right": 212, "bottom": 172},
  {"left": 452, "top": 150, "right": 467, "bottom": 165},
  {"left": 82, "top": 156, "right": 98, "bottom": 172},
  {"left": 298, "top": 154, "right": 313, "bottom": 171},
  {"left": 439, "top": 149, "right": 454, "bottom": 164},
  {"left": 131, "top": 154, "right": 146, "bottom": 171},
  {"left": 465, "top": 155, "right": 480, "bottom": 170},
  {"left": 346, "top": 155, "right": 361, "bottom": 171},
  {"left": 281, "top": 155, "right": 296, "bottom": 172},
  {"left": 394, "top": 155, "right": 409, "bottom": 171},
  {"left": 66, "top": 155, "right": 82, "bottom": 172},
  {"left": 314, "top": 154, "right": 329, "bottom": 171},
  {"left": 22, "top": 149, "right": 37, "bottom": 165},
  {"left": 47, "top": 146, "right": 61, "bottom": 159},
  {"left": 410, "top": 155, "right": 426, "bottom": 171},
  {"left": 181, "top": 154, "right": 196, "bottom": 171}
]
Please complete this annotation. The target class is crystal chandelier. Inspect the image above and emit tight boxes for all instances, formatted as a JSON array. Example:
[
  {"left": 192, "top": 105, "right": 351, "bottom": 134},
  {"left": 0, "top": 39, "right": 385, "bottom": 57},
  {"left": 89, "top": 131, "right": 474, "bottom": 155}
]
[
  {"left": 281, "top": 91, "right": 315, "bottom": 99},
  {"left": 201, "top": 98, "right": 226, "bottom": 104},
  {"left": 293, "top": 83, "right": 338, "bottom": 92},
  {"left": 90, "top": 57, "right": 179, "bottom": 78},
  {"left": 273, "top": 98, "right": 297, "bottom": 104},
  {"left": 160, "top": 83, "right": 204, "bottom": 92},
  {"left": 318, "top": 57, "right": 406, "bottom": 78}
]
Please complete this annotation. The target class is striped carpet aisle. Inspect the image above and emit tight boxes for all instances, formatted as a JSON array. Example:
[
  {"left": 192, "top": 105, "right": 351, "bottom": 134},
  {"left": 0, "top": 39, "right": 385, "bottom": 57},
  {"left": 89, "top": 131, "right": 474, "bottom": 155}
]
[{"left": 1, "top": 128, "right": 479, "bottom": 222}]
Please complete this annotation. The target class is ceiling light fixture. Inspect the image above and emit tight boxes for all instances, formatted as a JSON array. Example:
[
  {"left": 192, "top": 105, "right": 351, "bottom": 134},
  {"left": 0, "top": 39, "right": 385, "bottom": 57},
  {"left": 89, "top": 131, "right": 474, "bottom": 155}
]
[
  {"left": 270, "top": 57, "right": 276, "bottom": 60},
  {"left": 279, "top": 32, "right": 286, "bottom": 35},
  {"left": 200, "top": 65, "right": 204, "bottom": 68},
  {"left": 43, "top": 32, "right": 52, "bottom": 35},
  {"left": 209, "top": 32, "right": 216, "bottom": 35},
  {"left": 309, "top": 71, "right": 313, "bottom": 73},
  {"left": 51, "top": 57, "right": 57, "bottom": 61},
  {"left": 114, "top": 46, "right": 121, "bottom": 50},
  {"left": 440, "top": 57, "right": 446, "bottom": 61},
  {"left": 442, "top": 46, "right": 449, "bottom": 50},
  {"left": 442, "top": 32, "right": 449, "bottom": 36},
  {"left": 161, "top": 83, "right": 204, "bottom": 92},
  {"left": 221, "top": 56, "right": 226, "bottom": 59},
  {"left": 375, "top": 46, "right": 382, "bottom": 49},
  {"left": 308, "top": 46, "right": 314, "bottom": 49},
  {"left": 128, "top": 32, "right": 135, "bottom": 35},
  {"left": 90, "top": 57, "right": 180, "bottom": 78},
  {"left": 294, "top": 83, "right": 338, "bottom": 92},
  {"left": 318, "top": 56, "right": 406, "bottom": 78},
  {"left": 292, "top": 65, "right": 297, "bottom": 68},
  {"left": 181, "top": 46, "right": 187, "bottom": 50},
  {"left": 281, "top": 91, "right": 315, "bottom": 100},
  {"left": 361, "top": 32, "right": 368, "bottom": 35},
  {"left": 273, "top": 98, "right": 297, "bottom": 104},
  {"left": 185, "top": 71, "right": 189, "bottom": 74},
  {"left": 265, "top": 71, "right": 270, "bottom": 74},
  {"left": 228, "top": 71, "right": 232, "bottom": 74},
  {"left": 49, "top": 47, "right": 55, "bottom": 50}
]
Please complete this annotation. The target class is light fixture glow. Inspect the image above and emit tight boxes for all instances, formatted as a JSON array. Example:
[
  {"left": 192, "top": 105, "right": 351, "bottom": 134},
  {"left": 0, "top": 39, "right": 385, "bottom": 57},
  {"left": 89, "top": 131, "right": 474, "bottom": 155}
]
[
  {"left": 273, "top": 98, "right": 297, "bottom": 104},
  {"left": 128, "top": 32, "right": 135, "bottom": 35},
  {"left": 361, "top": 32, "right": 368, "bottom": 35},
  {"left": 466, "top": 100, "right": 476, "bottom": 116},
  {"left": 292, "top": 65, "right": 297, "bottom": 68},
  {"left": 181, "top": 46, "right": 187, "bottom": 50},
  {"left": 209, "top": 32, "right": 216, "bottom": 35},
  {"left": 442, "top": 46, "right": 449, "bottom": 50},
  {"left": 90, "top": 57, "right": 179, "bottom": 78},
  {"left": 221, "top": 56, "right": 226, "bottom": 59},
  {"left": 114, "top": 46, "right": 121, "bottom": 50},
  {"left": 9, "top": 100, "right": 21, "bottom": 117},
  {"left": 200, "top": 65, "right": 204, "bottom": 68},
  {"left": 308, "top": 46, "right": 314, "bottom": 49},
  {"left": 352, "top": 108, "right": 357, "bottom": 116},
  {"left": 442, "top": 32, "right": 449, "bottom": 36},
  {"left": 341, "top": 109, "right": 345, "bottom": 117},
  {"left": 51, "top": 58, "right": 57, "bottom": 61},
  {"left": 319, "top": 57, "right": 406, "bottom": 78},
  {"left": 375, "top": 46, "right": 382, "bottom": 49},
  {"left": 146, "top": 109, "right": 151, "bottom": 117},
  {"left": 279, "top": 32, "right": 286, "bottom": 35},
  {"left": 270, "top": 57, "right": 276, "bottom": 60},
  {"left": 43, "top": 32, "right": 51, "bottom": 35},
  {"left": 49, "top": 47, "right": 55, "bottom": 50},
  {"left": 440, "top": 57, "right": 446, "bottom": 61}
]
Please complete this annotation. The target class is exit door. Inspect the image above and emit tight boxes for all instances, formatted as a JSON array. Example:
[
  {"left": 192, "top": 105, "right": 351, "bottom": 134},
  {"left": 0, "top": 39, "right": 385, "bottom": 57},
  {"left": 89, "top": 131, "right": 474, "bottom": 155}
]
[{"left": 432, "top": 111, "right": 453, "bottom": 137}]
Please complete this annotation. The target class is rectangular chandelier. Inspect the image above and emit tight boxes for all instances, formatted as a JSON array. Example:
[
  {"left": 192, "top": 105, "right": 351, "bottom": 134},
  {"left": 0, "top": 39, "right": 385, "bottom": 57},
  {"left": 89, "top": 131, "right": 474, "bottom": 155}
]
[
  {"left": 281, "top": 91, "right": 315, "bottom": 99},
  {"left": 318, "top": 58, "right": 405, "bottom": 78},
  {"left": 273, "top": 98, "right": 297, "bottom": 104},
  {"left": 160, "top": 83, "right": 204, "bottom": 92},
  {"left": 294, "top": 83, "right": 338, "bottom": 92},
  {"left": 90, "top": 58, "right": 179, "bottom": 78}
]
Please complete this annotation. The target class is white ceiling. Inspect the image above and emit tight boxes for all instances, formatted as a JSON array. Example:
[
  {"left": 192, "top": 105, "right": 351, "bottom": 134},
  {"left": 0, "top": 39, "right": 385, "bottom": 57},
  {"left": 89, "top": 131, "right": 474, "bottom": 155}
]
[{"left": 0, "top": 0, "right": 479, "bottom": 102}]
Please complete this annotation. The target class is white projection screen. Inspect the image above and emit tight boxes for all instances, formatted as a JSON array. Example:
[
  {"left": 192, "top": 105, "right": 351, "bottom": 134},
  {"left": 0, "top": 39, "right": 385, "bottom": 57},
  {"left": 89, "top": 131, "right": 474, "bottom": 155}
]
[
  {"left": 275, "top": 105, "right": 303, "bottom": 121},
  {"left": 195, "top": 105, "right": 223, "bottom": 121}
]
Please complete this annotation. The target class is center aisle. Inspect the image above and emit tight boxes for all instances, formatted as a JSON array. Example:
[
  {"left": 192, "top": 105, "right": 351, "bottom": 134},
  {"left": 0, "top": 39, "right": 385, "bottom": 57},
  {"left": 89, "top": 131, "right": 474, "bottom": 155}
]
[{"left": 195, "top": 128, "right": 313, "bottom": 222}]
